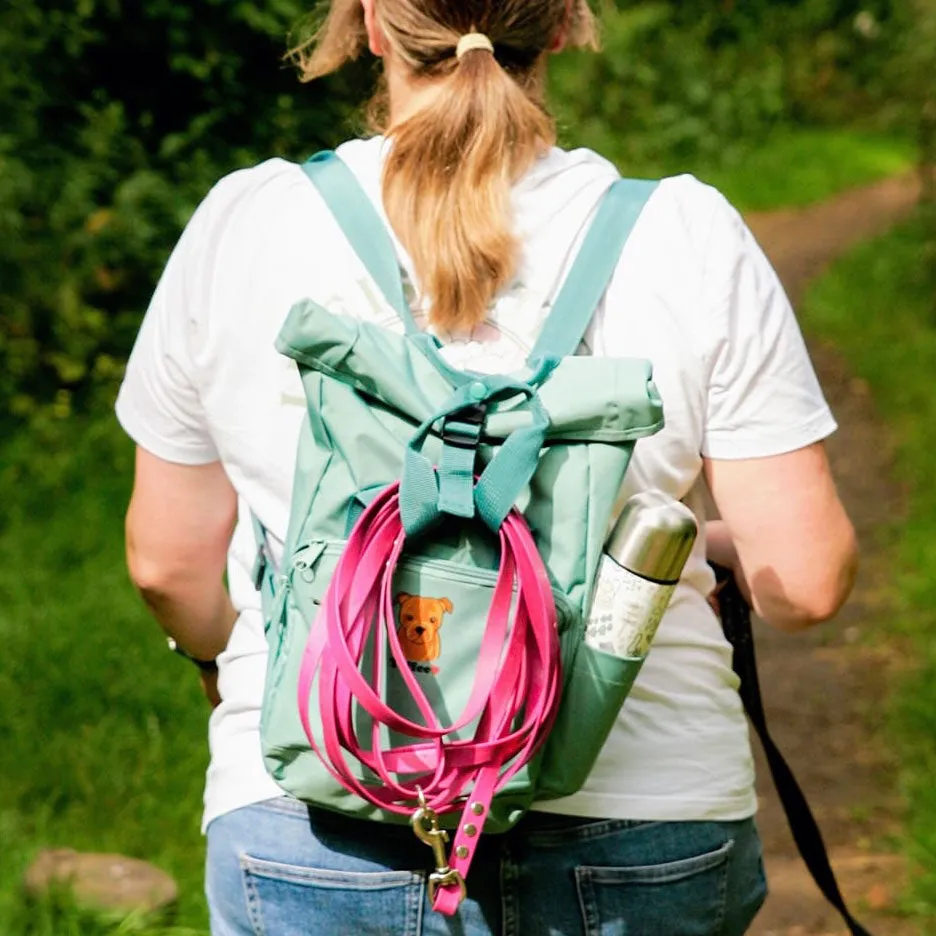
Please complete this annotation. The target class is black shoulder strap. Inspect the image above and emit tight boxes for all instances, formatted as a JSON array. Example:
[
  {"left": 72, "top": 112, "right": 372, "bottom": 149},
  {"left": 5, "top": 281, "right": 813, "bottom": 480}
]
[{"left": 712, "top": 565, "right": 873, "bottom": 936}]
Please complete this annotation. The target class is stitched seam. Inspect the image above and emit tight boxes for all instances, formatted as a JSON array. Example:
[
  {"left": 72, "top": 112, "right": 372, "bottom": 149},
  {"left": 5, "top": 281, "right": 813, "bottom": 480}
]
[
  {"left": 241, "top": 854, "right": 421, "bottom": 889},
  {"left": 251, "top": 797, "right": 310, "bottom": 819},
  {"left": 574, "top": 867, "right": 598, "bottom": 936},
  {"left": 239, "top": 855, "right": 265, "bottom": 936},
  {"left": 525, "top": 818, "right": 662, "bottom": 848},
  {"left": 501, "top": 849, "right": 518, "bottom": 936},
  {"left": 581, "top": 837, "right": 734, "bottom": 884},
  {"left": 410, "top": 872, "right": 425, "bottom": 936},
  {"left": 713, "top": 831, "right": 735, "bottom": 935}
]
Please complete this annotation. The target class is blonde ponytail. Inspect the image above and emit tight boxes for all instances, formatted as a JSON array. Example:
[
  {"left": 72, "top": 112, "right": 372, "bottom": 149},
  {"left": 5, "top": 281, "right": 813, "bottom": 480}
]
[
  {"left": 384, "top": 51, "right": 554, "bottom": 331},
  {"left": 293, "top": 0, "right": 599, "bottom": 332}
]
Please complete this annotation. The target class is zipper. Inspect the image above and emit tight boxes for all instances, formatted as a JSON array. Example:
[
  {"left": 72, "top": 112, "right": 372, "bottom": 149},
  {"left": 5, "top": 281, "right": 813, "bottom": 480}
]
[{"left": 291, "top": 539, "right": 578, "bottom": 633}]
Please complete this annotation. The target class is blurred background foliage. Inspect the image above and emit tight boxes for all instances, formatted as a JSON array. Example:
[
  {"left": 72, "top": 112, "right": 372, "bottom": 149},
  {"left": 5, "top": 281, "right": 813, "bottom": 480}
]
[{"left": 0, "top": 0, "right": 932, "bottom": 442}]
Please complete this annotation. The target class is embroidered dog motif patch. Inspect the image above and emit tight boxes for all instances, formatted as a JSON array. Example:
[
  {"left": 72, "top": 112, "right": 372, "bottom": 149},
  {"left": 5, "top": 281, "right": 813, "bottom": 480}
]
[{"left": 395, "top": 593, "right": 453, "bottom": 675}]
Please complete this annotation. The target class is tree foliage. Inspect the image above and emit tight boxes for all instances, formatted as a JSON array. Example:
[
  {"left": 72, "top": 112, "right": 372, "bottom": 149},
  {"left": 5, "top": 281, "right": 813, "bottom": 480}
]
[
  {"left": 0, "top": 0, "right": 923, "bottom": 430},
  {"left": 0, "top": 0, "right": 368, "bottom": 428},
  {"left": 552, "top": 0, "right": 908, "bottom": 169}
]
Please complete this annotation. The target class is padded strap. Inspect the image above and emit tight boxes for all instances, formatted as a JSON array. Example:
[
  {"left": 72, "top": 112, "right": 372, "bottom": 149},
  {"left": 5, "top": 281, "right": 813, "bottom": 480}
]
[
  {"left": 529, "top": 178, "right": 658, "bottom": 366},
  {"left": 713, "top": 565, "right": 873, "bottom": 936},
  {"left": 301, "top": 152, "right": 416, "bottom": 332}
]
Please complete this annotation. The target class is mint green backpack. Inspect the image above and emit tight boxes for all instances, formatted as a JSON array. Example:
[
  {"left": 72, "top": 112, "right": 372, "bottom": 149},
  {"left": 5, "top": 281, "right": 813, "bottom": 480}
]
[{"left": 252, "top": 151, "right": 663, "bottom": 913}]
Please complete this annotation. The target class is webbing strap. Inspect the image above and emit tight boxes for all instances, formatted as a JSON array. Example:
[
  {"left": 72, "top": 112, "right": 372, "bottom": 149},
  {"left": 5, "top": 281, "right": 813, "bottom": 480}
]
[
  {"left": 713, "top": 566, "right": 873, "bottom": 936},
  {"left": 528, "top": 178, "right": 658, "bottom": 366},
  {"left": 301, "top": 152, "right": 658, "bottom": 394},
  {"left": 436, "top": 410, "right": 484, "bottom": 519},
  {"left": 301, "top": 152, "right": 415, "bottom": 331},
  {"left": 399, "top": 375, "right": 550, "bottom": 537}
]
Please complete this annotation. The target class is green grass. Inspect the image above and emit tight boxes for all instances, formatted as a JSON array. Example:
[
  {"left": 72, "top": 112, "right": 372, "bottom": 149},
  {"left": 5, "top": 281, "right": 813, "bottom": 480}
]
[
  {"left": 572, "top": 125, "right": 917, "bottom": 213},
  {"left": 692, "top": 128, "right": 917, "bottom": 212},
  {"left": 0, "top": 420, "right": 212, "bottom": 934},
  {"left": 799, "top": 208, "right": 936, "bottom": 916}
]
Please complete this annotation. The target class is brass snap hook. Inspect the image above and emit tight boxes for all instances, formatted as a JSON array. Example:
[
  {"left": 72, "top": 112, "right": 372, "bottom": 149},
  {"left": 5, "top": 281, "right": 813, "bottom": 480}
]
[
  {"left": 411, "top": 791, "right": 467, "bottom": 908},
  {"left": 411, "top": 804, "right": 450, "bottom": 874}
]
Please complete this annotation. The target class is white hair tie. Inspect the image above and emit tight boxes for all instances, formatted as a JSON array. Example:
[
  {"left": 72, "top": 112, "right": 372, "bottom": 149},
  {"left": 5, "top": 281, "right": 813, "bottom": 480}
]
[{"left": 456, "top": 33, "right": 495, "bottom": 60}]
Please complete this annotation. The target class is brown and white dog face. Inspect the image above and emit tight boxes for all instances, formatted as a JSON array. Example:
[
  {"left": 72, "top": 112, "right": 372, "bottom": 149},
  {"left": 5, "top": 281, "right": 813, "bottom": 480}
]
[{"left": 395, "top": 593, "right": 453, "bottom": 664}]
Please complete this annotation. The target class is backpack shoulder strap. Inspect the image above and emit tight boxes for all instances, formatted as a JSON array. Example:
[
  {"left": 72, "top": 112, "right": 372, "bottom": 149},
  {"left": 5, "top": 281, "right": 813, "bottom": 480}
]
[
  {"left": 529, "top": 178, "right": 659, "bottom": 366},
  {"left": 300, "top": 151, "right": 418, "bottom": 334},
  {"left": 302, "top": 153, "right": 658, "bottom": 367}
]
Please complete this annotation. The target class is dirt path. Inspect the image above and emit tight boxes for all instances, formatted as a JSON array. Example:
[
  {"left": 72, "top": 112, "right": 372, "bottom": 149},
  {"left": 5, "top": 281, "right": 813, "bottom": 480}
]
[{"left": 740, "top": 173, "right": 922, "bottom": 935}]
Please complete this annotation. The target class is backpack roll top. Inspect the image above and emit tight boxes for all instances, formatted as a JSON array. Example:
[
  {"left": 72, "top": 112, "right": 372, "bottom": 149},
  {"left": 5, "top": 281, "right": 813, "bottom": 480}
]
[
  {"left": 256, "top": 152, "right": 664, "bottom": 915},
  {"left": 277, "top": 301, "right": 662, "bottom": 445},
  {"left": 275, "top": 302, "right": 663, "bottom": 577}
]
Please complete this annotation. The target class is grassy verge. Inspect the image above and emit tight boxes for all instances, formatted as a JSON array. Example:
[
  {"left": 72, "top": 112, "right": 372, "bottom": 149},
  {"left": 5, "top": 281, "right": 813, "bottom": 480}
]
[
  {"left": 562, "top": 124, "right": 917, "bottom": 213},
  {"left": 0, "top": 420, "right": 212, "bottom": 934},
  {"left": 692, "top": 129, "right": 917, "bottom": 212},
  {"left": 799, "top": 208, "right": 936, "bottom": 915}
]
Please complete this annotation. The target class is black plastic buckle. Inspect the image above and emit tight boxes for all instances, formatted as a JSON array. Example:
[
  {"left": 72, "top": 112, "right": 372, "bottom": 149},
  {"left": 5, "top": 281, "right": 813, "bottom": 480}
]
[
  {"left": 252, "top": 542, "right": 273, "bottom": 591},
  {"left": 440, "top": 403, "right": 487, "bottom": 450}
]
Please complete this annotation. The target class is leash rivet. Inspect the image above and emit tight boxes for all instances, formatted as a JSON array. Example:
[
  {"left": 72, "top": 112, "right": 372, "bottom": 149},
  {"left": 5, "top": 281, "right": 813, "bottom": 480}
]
[
  {"left": 456, "top": 846, "right": 469, "bottom": 859},
  {"left": 470, "top": 802, "right": 485, "bottom": 816},
  {"left": 463, "top": 824, "right": 477, "bottom": 837}
]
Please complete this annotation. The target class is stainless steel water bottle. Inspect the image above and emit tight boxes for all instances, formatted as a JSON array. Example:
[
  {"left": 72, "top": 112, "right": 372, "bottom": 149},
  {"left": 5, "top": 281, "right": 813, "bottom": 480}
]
[{"left": 584, "top": 492, "right": 699, "bottom": 658}]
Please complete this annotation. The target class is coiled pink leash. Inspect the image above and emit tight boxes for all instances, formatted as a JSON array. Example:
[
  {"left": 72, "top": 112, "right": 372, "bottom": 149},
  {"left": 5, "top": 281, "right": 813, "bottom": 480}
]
[{"left": 296, "top": 481, "right": 562, "bottom": 915}]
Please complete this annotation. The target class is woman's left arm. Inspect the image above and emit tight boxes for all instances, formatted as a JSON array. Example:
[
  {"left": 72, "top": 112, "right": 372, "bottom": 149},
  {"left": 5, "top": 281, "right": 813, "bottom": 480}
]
[{"left": 126, "top": 446, "right": 239, "bottom": 664}]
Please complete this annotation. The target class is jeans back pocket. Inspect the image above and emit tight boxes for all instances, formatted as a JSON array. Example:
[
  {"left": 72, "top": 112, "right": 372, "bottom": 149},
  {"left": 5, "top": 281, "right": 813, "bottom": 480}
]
[
  {"left": 241, "top": 854, "right": 425, "bottom": 936},
  {"left": 575, "top": 839, "right": 734, "bottom": 936}
]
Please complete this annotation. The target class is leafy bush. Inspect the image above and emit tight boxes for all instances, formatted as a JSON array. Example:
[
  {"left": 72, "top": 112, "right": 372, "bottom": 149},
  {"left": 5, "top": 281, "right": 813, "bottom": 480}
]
[
  {"left": 549, "top": 0, "right": 910, "bottom": 172},
  {"left": 0, "top": 0, "right": 922, "bottom": 432},
  {"left": 550, "top": 3, "right": 786, "bottom": 171},
  {"left": 0, "top": 0, "right": 369, "bottom": 430}
]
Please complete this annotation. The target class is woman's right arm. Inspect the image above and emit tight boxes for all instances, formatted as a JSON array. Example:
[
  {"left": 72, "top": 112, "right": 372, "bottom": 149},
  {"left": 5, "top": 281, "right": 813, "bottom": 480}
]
[{"left": 704, "top": 443, "right": 858, "bottom": 631}]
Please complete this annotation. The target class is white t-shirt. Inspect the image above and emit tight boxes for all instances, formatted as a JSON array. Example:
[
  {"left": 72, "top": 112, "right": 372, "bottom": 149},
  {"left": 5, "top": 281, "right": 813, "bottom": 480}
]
[{"left": 116, "top": 137, "right": 836, "bottom": 831}]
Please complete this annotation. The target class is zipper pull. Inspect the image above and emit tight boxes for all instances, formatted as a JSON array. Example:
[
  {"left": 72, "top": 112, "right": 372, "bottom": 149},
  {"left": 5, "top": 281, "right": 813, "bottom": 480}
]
[{"left": 293, "top": 541, "right": 328, "bottom": 584}]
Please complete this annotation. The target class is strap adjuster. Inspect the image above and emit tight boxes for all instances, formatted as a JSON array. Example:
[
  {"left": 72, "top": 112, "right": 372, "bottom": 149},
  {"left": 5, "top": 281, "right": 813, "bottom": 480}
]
[{"left": 440, "top": 403, "right": 487, "bottom": 450}]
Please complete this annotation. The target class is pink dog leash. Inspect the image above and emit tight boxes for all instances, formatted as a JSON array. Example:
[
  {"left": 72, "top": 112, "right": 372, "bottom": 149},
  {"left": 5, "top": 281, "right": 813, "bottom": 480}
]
[{"left": 296, "top": 481, "right": 562, "bottom": 915}]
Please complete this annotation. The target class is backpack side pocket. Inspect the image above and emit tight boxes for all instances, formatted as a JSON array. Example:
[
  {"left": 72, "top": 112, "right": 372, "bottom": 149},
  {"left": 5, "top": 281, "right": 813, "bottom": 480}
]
[{"left": 536, "top": 644, "right": 645, "bottom": 799}]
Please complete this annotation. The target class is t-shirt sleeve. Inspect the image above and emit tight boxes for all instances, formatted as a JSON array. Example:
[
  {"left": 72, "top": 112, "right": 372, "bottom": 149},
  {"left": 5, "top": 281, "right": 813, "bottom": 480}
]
[
  {"left": 115, "top": 189, "right": 220, "bottom": 465},
  {"left": 700, "top": 191, "right": 837, "bottom": 459}
]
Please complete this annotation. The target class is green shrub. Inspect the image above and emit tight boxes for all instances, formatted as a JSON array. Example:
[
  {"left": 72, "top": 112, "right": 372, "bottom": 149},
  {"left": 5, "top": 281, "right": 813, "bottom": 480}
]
[
  {"left": 0, "top": 0, "right": 369, "bottom": 431},
  {"left": 0, "top": 0, "right": 923, "bottom": 432},
  {"left": 550, "top": 0, "right": 910, "bottom": 172},
  {"left": 551, "top": 3, "right": 787, "bottom": 171}
]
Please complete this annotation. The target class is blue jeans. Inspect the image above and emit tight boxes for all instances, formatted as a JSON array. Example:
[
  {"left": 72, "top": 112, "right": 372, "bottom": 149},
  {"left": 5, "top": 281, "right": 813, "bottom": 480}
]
[{"left": 206, "top": 797, "right": 767, "bottom": 935}]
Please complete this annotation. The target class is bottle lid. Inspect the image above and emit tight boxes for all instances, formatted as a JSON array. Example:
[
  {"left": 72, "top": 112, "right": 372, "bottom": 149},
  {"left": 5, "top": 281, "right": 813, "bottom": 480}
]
[{"left": 605, "top": 491, "right": 699, "bottom": 583}]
